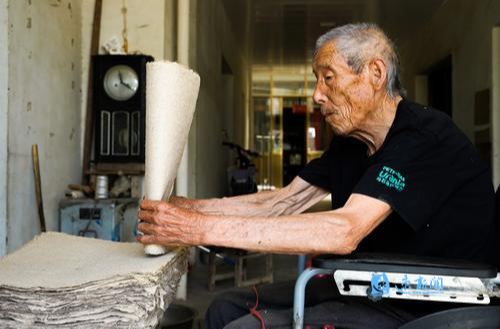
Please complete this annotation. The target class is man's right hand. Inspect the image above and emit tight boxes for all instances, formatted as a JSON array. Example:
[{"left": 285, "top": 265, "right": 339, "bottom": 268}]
[{"left": 169, "top": 195, "right": 198, "bottom": 210}]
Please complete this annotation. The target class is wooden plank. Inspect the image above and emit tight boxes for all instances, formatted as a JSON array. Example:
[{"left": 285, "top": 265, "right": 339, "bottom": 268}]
[
  {"left": 81, "top": 0, "right": 103, "bottom": 185},
  {"left": 31, "top": 144, "right": 46, "bottom": 233},
  {"left": 90, "top": 163, "right": 145, "bottom": 175}
]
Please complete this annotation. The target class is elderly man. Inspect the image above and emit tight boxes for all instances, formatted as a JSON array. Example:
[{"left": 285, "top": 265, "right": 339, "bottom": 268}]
[{"left": 138, "top": 23, "right": 498, "bottom": 328}]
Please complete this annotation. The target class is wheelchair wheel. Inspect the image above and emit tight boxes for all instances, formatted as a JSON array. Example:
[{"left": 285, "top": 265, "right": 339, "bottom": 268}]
[{"left": 400, "top": 306, "right": 500, "bottom": 329}]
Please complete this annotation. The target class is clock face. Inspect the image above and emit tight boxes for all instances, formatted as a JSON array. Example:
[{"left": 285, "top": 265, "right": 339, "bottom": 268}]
[{"left": 103, "top": 65, "right": 139, "bottom": 101}]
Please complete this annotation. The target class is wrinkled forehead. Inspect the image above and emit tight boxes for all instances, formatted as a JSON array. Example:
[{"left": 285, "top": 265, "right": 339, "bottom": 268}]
[{"left": 312, "top": 42, "right": 348, "bottom": 72}]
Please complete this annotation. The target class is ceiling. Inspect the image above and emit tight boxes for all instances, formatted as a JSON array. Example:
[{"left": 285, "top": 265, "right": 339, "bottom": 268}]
[{"left": 224, "top": 0, "right": 447, "bottom": 66}]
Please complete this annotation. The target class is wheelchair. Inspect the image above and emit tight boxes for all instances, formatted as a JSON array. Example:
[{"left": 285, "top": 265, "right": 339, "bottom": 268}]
[
  {"left": 293, "top": 253, "right": 500, "bottom": 328},
  {"left": 293, "top": 190, "right": 500, "bottom": 328}
]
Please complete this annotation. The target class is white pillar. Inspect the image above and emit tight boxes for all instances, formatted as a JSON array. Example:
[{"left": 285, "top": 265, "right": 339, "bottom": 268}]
[
  {"left": 175, "top": 0, "right": 190, "bottom": 198},
  {"left": 0, "top": 0, "right": 9, "bottom": 256},
  {"left": 174, "top": 0, "right": 193, "bottom": 300}
]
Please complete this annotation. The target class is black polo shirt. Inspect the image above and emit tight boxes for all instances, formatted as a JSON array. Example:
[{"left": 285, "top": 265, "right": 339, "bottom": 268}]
[{"left": 299, "top": 99, "right": 499, "bottom": 266}]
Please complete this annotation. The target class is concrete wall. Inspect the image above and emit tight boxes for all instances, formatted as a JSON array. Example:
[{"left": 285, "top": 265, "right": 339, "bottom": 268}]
[
  {"left": 194, "top": 0, "right": 250, "bottom": 198},
  {"left": 400, "top": 1, "right": 500, "bottom": 140},
  {"left": 0, "top": 0, "right": 8, "bottom": 256},
  {"left": 6, "top": 0, "right": 82, "bottom": 253},
  {"left": 1, "top": 0, "right": 250, "bottom": 254}
]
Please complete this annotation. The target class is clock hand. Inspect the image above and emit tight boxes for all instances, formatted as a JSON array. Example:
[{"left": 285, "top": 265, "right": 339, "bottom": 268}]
[
  {"left": 122, "top": 81, "right": 134, "bottom": 90},
  {"left": 118, "top": 71, "right": 134, "bottom": 90}
]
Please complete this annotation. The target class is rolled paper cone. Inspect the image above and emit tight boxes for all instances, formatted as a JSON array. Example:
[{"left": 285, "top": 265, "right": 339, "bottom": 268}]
[{"left": 143, "top": 61, "right": 201, "bottom": 256}]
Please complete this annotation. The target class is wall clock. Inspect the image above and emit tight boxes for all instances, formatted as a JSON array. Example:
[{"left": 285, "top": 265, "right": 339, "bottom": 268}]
[
  {"left": 92, "top": 54, "right": 154, "bottom": 166},
  {"left": 103, "top": 65, "right": 139, "bottom": 101}
]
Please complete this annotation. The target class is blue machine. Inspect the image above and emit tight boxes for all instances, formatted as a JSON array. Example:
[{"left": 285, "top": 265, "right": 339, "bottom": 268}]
[{"left": 59, "top": 198, "right": 139, "bottom": 242}]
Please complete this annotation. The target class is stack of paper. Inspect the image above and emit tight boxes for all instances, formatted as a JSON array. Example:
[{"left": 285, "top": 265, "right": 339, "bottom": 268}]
[{"left": 0, "top": 232, "right": 187, "bottom": 328}]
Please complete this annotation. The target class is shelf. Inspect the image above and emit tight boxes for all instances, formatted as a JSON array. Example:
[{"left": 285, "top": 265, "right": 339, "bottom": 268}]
[{"left": 86, "top": 163, "right": 145, "bottom": 176}]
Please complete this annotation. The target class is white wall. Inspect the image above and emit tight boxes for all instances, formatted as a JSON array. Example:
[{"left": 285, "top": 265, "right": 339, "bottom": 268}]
[
  {"left": 6, "top": 0, "right": 82, "bottom": 253},
  {"left": 2, "top": 0, "right": 250, "bottom": 254},
  {"left": 0, "top": 0, "right": 8, "bottom": 256}
]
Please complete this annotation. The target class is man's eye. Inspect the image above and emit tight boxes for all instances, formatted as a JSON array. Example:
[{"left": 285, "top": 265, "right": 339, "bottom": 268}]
[{"left": 325, "top": 75, "right": 333, "bottom": 81}]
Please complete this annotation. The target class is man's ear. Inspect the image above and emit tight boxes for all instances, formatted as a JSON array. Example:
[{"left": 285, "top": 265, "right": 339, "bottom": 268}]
[{"left": 368, "top": 59, "right": 387, "bottom": 91}]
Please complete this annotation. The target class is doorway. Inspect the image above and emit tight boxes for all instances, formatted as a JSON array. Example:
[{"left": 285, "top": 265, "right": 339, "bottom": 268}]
[
  {"left": 427, "top": 55, "right": 452, "bottom": 117},
  {"left": 282, "top": 98, "right": 307, "bottom": 186}
]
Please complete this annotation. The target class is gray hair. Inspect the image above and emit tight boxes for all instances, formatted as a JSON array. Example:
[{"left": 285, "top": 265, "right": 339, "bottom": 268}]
[{"left": 315, "top": 23, "right": 406, "bottom": 98}]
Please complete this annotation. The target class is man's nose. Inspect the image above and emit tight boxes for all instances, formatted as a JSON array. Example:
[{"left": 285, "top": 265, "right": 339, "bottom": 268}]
[{"left": 313, "top": 83, "right": 326, "bottom": 105}]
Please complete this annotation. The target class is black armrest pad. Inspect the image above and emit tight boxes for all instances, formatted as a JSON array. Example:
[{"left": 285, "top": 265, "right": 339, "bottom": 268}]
[{"left": 312, "top": 253, "right": 498, "bottom": 278}]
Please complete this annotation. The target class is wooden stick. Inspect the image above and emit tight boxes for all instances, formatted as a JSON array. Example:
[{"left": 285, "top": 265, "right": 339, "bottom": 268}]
[
  {"left": 81, "top": 0, "right": 103, "bottom": 185},
  {"left": 31, "top": 144, "right": 46, "bottom": 233}
]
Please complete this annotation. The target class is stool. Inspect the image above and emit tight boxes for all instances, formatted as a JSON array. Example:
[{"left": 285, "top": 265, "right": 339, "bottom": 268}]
[
  {"left": 208, "top": 248, "right": 236, "bottom": 291},
  {"left": 207, "top": 249, "right": 274, "bottom": 291}
]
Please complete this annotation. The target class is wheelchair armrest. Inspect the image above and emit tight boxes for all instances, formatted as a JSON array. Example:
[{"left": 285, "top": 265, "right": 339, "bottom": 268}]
[{"left": 312, "top": 253, "right": 498, "bottom": 278}]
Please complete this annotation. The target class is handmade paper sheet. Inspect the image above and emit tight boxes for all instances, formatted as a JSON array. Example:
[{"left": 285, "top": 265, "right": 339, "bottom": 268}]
[{"left": 143, "top": 61, "right": 200, "bottom": 255}]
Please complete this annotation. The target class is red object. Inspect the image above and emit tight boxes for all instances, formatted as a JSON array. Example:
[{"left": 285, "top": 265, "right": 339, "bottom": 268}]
[
  {"left": 307, "top": 255, "right": 329, "bottom": 278},
  {"left": 249, "top": 285, "right": 266, "bottom": 329},
  {"left": 292, "top": 104, "right": 307, "bottom": 114}
]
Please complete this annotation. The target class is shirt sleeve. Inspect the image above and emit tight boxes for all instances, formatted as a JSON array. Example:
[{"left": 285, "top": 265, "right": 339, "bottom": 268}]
[
  {"left": 353, "top": 130, "right": 456, "bottom": 231},
  {"left": 298, "top": 147, "right": 331, "bottom": 191}
]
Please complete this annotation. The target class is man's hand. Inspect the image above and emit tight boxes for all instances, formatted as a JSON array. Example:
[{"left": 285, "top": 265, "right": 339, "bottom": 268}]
[
  {"left": 137, "top": 199, "right": 203, "bottom": 247},
  {"left": 168, "top": 195, "right": 198, "bottom": 210},
  {"left": 168, "top": 195, "right": 227, "bottom": 215}
]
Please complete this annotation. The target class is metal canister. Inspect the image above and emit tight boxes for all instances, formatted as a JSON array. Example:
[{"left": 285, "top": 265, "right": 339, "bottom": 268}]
[{"left": 95, "top": 175, "right": 109, "bottom": 199}]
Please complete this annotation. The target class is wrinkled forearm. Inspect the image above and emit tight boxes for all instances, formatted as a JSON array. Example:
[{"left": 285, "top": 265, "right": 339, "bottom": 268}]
[
  {"left": 187, "top": 177, "right": 329, "bottom": 217},
  {"left": 193, "top": 193, "right": 392, "bottom": 254},
  {"left": 187, "top": 190, "right": 280, "bottom": 216},
  {"left": 139, "top": 193, "right": 392, "bottom": 254},
  {"left": 197, "top": 210, "right": 356, "bottom": 254}
]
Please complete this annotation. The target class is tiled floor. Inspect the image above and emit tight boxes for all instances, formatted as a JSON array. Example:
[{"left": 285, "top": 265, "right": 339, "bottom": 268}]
[{"left": 175, "top": 252, "right": 299, "bottom": 328}]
